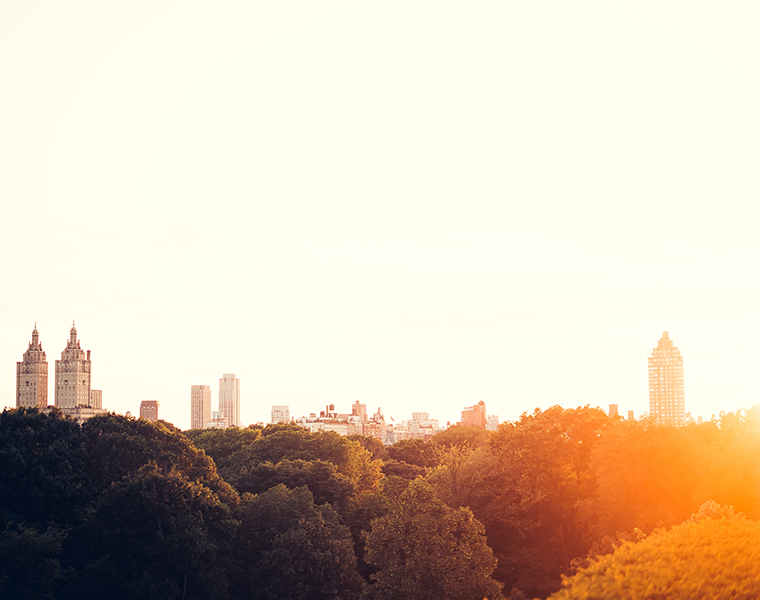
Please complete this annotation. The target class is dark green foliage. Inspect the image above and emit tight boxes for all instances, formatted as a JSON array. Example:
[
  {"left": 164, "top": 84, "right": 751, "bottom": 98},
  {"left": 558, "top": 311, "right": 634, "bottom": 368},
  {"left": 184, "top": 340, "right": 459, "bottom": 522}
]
[
  {"left": 381, "top": 458, "right": 426, "bottom": 480},
  {"left": 230, "top": 485, "right": 363, "bottom": 600},
  {"left": 197, "top": 423, "right": 382, "bottom": 500},
  {"left": 346, "top": 434, "right": 387, "bottom": 460},
  {"left": 0, "top": 408, "right": 91, "bottom": 529},
  {"left": 8, "top": 404, "right": 760, "bottom": 600},
  {"left": 83, "top": 413, "right": 238, "bottom": 507},
  {"left": 364, "top": 479, "right": 503, "bottom": 600},
  {"left": 186, "top": 426, "right": 262, "bottom": 474},
  {"left": 0, "top": 522, "right": 63, "bottom": 600},
  {"left": 386, "top": 438, "right": 438, "bottom": 468},
  {"left": 232, "top": 459, "right": 355, "bottom": 512},
  {"left": 66, "top": 464, "right": 235, "bottom": 600}
]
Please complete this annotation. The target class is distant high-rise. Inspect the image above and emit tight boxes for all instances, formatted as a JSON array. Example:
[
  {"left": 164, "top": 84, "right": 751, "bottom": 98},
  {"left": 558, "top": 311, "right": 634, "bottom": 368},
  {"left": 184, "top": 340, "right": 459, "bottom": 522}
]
[
  {"left": 16, "top": 324, "right": 48, "bottom": 409},
  {"left": 352, "top": 401, "right": 367, "bottom": 420},
  {"left": 271, "top": 405, "right": 290, "bottom": 424},
  {"left": 219, "top": 374, "right": 241, "bottom": 427},
  {"left": 648, "top": 331, "right": 686, "bottom": 426},
  {"left": 55, "top": 322, "right": 91, "bottom": 409},
  {"left": 140, "top": 400, "right": 159, "bottom": 421},
  {"left": 191, "top": 385, "right": 212, "bottom": 429},
  {"left": 461, "top": 401, "right": 487, "bottom": 429}
]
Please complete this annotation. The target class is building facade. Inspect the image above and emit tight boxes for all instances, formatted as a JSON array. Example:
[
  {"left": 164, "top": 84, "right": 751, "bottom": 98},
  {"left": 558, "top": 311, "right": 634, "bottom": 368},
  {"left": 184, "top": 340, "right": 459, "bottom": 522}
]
[
  {"left": 219, "top": 373, "right": 241, "bottom": 427},
  {"left": 271, "top": 405, "right": 290, "bottom": 424},
  {"left": 191, "top": 385, "right": 212, "bottom": 429},
  {"left": 90, "top": 389, "right": 103, "bottom": 409},
  {"left": 16, "top": 324, "right": 48, "bottom": 409},
  {"left": 648, "top": 331, "right": 686, "bottom": 426},
  {"left": 55, "top": 322, "right": 91, "bottom": 410},
  {"left": 140, "top": 400, "right": 159, "bottom": 421},
  {"left": 461, "top": 401, "right": 487, "bottom": 429}
]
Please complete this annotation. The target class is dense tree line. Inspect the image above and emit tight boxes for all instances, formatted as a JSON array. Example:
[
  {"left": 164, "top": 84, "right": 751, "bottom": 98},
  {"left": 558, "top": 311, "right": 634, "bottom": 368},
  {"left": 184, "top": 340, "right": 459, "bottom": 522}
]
[{"left": 3, "top": 405, "right": 760, "bottom": 599}]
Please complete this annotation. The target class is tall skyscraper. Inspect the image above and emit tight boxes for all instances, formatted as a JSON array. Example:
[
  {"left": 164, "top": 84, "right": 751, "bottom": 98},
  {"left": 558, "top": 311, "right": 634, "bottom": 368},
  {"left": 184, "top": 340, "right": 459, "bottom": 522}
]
[
  {"left": 16, "top": 324, "right": 48, "bottom": 409},
  {"left": 55, "top": 322, "right": 91, "bottom": 409},
  {"left": 219, "top": 374, "right": 241, "bottom": 427},
  {"left": 648, "top": 331, "right": 686, "bottom": 426},
  {"left": 191, "top": 385, "right": 212, "bottom": 429}
]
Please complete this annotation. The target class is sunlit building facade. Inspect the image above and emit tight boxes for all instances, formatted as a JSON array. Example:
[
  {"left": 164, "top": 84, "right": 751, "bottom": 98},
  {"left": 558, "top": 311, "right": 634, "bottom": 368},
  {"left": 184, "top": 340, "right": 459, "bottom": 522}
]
[
  {"left": 55, "top": 322, "right": 92, "bottom": 410},
  {"left": 219, "top": 374, "right": 241, "bottom": 427},
  {"left": 17, "top": 324, "right": 48, "bottom": 409},
  {"left": 648, "top": 331, "right": 685, "bottom": 426},
  {"left": 191, "top": 385, "right": 212, "bottom": 429},
  {"left": 271, "top": 405, "right": 290, "bottom": 424},
  {"left": 461, "top": 401, "right": 487, "bottom": 429},
  {"left": 140, "top": 400, "right": 159, "bottom": 421}
]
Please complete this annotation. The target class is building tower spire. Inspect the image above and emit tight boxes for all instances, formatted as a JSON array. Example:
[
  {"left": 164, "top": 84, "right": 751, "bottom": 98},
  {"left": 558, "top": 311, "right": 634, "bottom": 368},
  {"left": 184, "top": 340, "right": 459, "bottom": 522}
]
[{"left": 17, "top": 324, "right": 48, "bottom": 409}]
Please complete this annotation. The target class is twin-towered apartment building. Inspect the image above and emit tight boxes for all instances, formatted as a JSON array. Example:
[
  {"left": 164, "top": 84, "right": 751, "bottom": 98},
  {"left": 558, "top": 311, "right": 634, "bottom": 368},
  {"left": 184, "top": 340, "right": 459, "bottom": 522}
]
[{"left": 16, "top": 323, "right": 105, "bottom": 423}]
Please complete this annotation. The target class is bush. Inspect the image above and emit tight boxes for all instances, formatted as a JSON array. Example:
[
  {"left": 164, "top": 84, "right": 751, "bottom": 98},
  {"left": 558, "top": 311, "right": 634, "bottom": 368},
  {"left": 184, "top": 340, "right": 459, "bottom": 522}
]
[{"left": 550, "top": 516, "right": 760, "bottom": 600}]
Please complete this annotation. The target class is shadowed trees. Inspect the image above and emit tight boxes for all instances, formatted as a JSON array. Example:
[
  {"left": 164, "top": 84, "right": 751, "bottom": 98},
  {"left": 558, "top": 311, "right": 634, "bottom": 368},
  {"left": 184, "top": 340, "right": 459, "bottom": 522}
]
[
  {"left": 364, "top": 478, "right": 503, "bottom": 600},
  {"left": 230, "top": 484, "right": 363, "bottom": 600}
]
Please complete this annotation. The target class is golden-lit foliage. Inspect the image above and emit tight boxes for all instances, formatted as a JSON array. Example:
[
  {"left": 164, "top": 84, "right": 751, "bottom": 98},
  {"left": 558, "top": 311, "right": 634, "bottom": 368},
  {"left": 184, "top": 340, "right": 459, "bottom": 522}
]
[
  {"left": 550, "top": 517, "right": 760, "bottom": 600},
  {"left": 590, "top": 418, "right": 708, "bottom": 532}
]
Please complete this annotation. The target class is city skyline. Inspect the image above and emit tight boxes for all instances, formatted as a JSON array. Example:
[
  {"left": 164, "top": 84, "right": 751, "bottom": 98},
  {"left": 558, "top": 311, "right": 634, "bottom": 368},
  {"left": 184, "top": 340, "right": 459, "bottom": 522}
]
[
  {"left": 3, "top": 320, "right": 747, "bottom": 430},
  {"left": 2, "top": 2, "right": 759, "bottom": 429}
]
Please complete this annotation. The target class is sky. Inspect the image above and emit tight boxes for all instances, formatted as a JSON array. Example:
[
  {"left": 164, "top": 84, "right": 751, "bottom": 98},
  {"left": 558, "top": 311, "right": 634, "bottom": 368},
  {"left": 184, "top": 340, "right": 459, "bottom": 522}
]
[{"left": 2, "top": 1, "right": 759, "bottom": 430}]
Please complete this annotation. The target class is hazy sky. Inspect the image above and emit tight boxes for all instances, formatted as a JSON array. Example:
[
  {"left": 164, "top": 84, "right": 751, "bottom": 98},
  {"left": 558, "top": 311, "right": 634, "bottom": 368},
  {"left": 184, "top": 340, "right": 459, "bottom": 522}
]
[{"left": 2, "top": 2, "right": 759, "bottom": 430}]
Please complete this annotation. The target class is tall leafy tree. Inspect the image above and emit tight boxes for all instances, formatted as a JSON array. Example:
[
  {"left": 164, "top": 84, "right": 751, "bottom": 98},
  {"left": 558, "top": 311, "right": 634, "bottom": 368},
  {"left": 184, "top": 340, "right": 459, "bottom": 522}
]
[
  {"left": 479, "top": 405, "right": 611, "bottom": 597},
  {"left": 0, "top": 522, "right": 63, "bottom": 600},
  {"left": 0, "top": 407, "right": 92, "bottom": 529},
  {"left": 83, "top": 413, "right": 238, "bottom": 507},
  {"left": 364, "top": 478, "right": 503, "bottom": 600},
  {"left": 65, "top": 464, "right": 236, "bottom": 600},
  {"left": 232, "top": 459, "right": 356, "bottom": 513},
  {"left": 230, "top": 484, "right": 363, "bottom": 600}
]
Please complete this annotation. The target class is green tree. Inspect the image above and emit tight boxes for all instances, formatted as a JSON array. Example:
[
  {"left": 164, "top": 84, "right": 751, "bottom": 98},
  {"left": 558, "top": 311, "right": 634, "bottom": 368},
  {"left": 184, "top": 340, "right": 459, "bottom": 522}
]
[
  {"left": 694, "top": 407, "right": 760, "bottom": 518},
  {"left": 0, "top": 522, "right": 63, "bottom": 600},
  {"left": 347, "top": 434, "right": 388, "bottom": 461},
  {"left": 0, "top": 407, "right": 92, "bottom": 529},
  {"left": 83, "top": 413, "right": 238, "bottom": 507},
  {"left": 230, "top": 485, "right": 362, "bottom": 600},
  {"left": 186, "top": 426, "right": 262, "bottom": 474},
  {"left": 364, "top": 478, "right": 503, "bottom": 600},
  {"left": 232, "top": 459, "right": 356, "bottom": 513},
  {"left": 381, "top": 458, "right": 427, "bottom": 480},
  {"left": 591, "top": 418, "right": 708, "bottom": 534},
  {"left": 550, "top": 516, "right": 760, "bottom": 600},
  {"left": 207, "top": 424, "right": 383, "bottom": 498},
  {"left": 386, "top": 438, "right": 438, "bottom": 468},
  {"left": 431, "top": 424, "right": 491, "bottom": 450},
  {"left": 66, "top": 464, "right": 236, "bottom": 600},
  {"left": 480, "top": 405, "right": 612, "bottom": 597}
]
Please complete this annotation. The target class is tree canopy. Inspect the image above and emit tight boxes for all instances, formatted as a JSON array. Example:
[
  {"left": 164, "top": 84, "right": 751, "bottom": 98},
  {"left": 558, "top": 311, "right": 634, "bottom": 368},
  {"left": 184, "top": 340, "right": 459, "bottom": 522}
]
[
  {"left": 550, "top": 516, "right": 760, "bottom": 600},
  {"left": 364, "top": 478, "right": 503, "bottom": 600}
]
